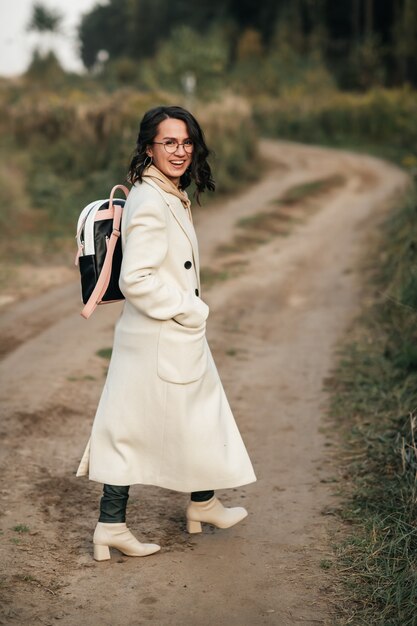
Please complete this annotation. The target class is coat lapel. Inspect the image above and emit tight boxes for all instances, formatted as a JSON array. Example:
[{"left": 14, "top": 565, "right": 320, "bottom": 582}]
[{"left": 143, "top": 179, "right": 201, "bottom": 287}]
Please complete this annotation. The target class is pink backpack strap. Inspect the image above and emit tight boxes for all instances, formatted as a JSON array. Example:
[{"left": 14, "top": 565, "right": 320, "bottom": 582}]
[{"left": 81, "top": 185, "right": 129, "bottom": 319}]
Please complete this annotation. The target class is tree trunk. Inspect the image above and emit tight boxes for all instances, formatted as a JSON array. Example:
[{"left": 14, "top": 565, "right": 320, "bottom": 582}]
[
  {"left": 352, "top": 0, "right": 361, "bottom": 41},
  {"left": 365, "top": 0, "right": 373, "bottom": 37}
]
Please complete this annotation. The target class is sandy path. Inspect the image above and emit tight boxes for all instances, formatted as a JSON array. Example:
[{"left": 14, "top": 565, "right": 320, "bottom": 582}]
[{"left": 0, "top": 140, "right": 408, "bottom": 625}]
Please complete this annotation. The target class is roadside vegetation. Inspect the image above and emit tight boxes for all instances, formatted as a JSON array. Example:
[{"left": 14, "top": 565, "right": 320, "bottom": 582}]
[
  {"left": 3, "top": 77, "right": 417, "bottom": 267},
  {"left": 254, "top": 87, "right": 417, "bottom": 167},
  {"left": 326, "top": 184, "right": 417, "bottom": 625},
  {"left": 0, "top": 86, "right": 258, "bottom": 263}
]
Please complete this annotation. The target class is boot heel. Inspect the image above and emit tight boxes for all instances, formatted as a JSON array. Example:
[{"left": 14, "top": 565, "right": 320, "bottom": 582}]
[
  {"left": 94, "top": 544, "right": 111, "bottom": 561},
  {"left": 187, "top": 520, "right": 202, "bottom": 534}
]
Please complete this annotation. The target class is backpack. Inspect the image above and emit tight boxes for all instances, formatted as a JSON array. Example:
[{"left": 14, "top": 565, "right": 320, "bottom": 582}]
[{"left": 75, "top": 184, "right": 129, "bottom": 319}]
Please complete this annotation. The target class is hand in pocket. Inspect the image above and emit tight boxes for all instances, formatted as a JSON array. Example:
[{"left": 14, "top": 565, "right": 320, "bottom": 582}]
[{"left": 157, "top": 319, "right": 207, "bottom": 384}]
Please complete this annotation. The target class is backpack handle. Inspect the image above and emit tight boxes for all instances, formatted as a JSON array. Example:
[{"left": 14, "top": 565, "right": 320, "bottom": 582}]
[
  {"left": 80, "top": 184, "right": 129, "bottom": 319},
  {"left": 109, "top": 184, "right": 129, "bottom": 210}
]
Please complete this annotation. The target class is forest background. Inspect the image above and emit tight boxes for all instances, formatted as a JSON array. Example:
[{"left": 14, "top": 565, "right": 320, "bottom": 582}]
[{"left": 1, "top": 2, "right": 417, "bottom": 623}]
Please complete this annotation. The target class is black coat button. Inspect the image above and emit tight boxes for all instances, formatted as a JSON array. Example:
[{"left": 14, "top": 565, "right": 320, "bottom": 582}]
[
  {"left": 195, "top": 288, "right": 199, "bottom": 296},
  {"left": 184, "top": 260, "right": 192, "bottom": 269}
]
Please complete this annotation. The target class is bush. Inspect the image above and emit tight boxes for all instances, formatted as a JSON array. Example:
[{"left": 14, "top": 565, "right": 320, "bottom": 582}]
[
  {"left": 197, "top": 96, "right": 259, "bottom": 194},
  {"left": 254, "top": 87, "right": 417, "bottom": 162},
  {"left": 232, "top": 49, "right": 335, "bottom": 98},
  {"left": 25, "top": 49, "right": 67, "bottom": 85}
]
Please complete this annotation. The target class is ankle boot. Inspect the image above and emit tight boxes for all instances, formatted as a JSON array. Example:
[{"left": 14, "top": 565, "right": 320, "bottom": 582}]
[
  {"left": 93, "top": 522, "right": 161, "bottom": 561},
  {"left": 186, "top": 496, "right": 248, "bottom": 534}
]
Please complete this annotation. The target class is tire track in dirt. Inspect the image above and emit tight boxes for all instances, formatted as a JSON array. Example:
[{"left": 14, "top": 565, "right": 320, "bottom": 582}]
[
  {"left": 0, "top": 282, "right": 79, "bottom": 358},
  {"left": 0, "top": 141, "right": 408, "bottom": 625}
]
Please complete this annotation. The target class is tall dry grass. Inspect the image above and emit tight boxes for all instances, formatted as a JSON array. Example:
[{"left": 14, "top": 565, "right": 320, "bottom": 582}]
[
  {"left": 0, "top": 88, "right": 258, "bottom": 262},
  {"left": 328, "top": 186, "right": 417, "bottom": 625},
  {"left": 254, "top": 87, "right": 417, "bottom": 165}
]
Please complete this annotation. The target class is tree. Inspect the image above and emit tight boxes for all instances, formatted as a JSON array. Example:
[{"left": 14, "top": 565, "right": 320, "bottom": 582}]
[
  {"left": 78, "top": 0, "right": 232, "bottom": 70},
  {"left": 77, "top": 0, "right": 417, "bottom": 88},
  {"left": 393, "top": 0, "right": 417, "bottom": 84},
  {"left": 26, "top": 2, "right": 64, "bottom": 76},
  {"left": 27, "top": 2, "right": 62, "bottom": 35},
  {"left": 141, "top": 25, "right": 230, "bottom": 97},
  {"left": 78, "top": 0, "right": 129, "bottom": 70},
  {"left": 236, "top": 29, "right": 264, "bottom": 62}
]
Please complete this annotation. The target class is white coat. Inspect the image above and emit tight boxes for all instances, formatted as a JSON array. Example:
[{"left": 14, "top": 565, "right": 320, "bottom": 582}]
[{"left": 76, "top": 178, "right": 256, "bottom": 492}]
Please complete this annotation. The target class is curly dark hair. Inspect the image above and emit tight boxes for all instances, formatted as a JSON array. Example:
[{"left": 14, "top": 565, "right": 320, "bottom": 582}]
[{"left": 127, "top": 105, "right": 215, "bottom": 204}]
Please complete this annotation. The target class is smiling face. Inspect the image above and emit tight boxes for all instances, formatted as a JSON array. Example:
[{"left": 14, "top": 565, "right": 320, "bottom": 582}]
[{"left": 146, "top": 117, "right": 193, "bottom": 187}]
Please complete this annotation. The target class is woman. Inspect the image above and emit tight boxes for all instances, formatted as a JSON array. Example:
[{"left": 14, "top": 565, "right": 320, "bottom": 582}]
[{"left": 76, "top": 105, "right": 256, "bottom": 561}]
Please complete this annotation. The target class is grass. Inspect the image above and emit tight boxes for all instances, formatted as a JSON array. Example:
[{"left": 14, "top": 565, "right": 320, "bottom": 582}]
[
  {"left": 96, "top": 348, "right": 112, "bottom": 360},
  {"left": 15, "top": 574, "right": 37, "bottom": 583},
  {"left": 12, "top": 524, "right": 29, "bottom": 533},
  {"left": 200, "top": 267, "right": 231, "bottom": 289},
  {"left": 326, "top": 184, "right": 417, "bottom": 625},
  {"left": 278, "top": 174, "right": 345, "bottom": 204},
  {"left": 226, "top": 175, "right": 345, "bottom": 254}
]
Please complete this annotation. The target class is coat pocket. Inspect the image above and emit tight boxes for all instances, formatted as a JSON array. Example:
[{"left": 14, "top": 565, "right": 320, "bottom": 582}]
[{"left": 157, "top": 319, "right": 207, "bottom": 384}]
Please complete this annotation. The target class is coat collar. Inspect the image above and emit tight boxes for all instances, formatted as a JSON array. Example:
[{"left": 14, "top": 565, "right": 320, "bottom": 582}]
[{"left": 143, "top": 179, "right": 201, "bottom": 287}]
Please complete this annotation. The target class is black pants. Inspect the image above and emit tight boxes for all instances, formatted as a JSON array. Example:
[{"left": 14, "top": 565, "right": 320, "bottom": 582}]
[{"left": 99, "top": 484, "right": 215, "bottom": 523}]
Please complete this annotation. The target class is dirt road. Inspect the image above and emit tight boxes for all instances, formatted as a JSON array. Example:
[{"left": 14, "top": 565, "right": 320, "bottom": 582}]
[{"left": 0, "top": 141, "right": 408, "bottom": 625}]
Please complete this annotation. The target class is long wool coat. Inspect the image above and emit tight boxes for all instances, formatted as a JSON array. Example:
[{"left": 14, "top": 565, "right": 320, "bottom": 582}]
[{"left": 76, "top": 178, "right": 256, "bottom": 492}]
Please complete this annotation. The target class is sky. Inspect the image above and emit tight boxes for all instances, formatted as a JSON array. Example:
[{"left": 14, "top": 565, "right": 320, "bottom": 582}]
[{"left": 0, "top": 0, "right": 105, "bottom": 76}]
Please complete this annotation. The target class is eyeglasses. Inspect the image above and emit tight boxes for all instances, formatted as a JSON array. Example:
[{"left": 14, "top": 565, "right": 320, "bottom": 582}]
[{"left": 152, "top": 139, "right": 194, "bottom": 154}]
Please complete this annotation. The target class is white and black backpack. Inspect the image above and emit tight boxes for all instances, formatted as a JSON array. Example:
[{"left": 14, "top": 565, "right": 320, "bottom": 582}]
[{"left": 75, "top": 184, "right": 129, "bottom": 319}]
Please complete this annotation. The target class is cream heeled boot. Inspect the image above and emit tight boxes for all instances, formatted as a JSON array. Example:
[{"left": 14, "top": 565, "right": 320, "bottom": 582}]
[
  {"left": 93, "top": 522, "right": 161, "bottom": 561},
  {"left": 186, "top": 496, "right": 248, "bottom": 533}
]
